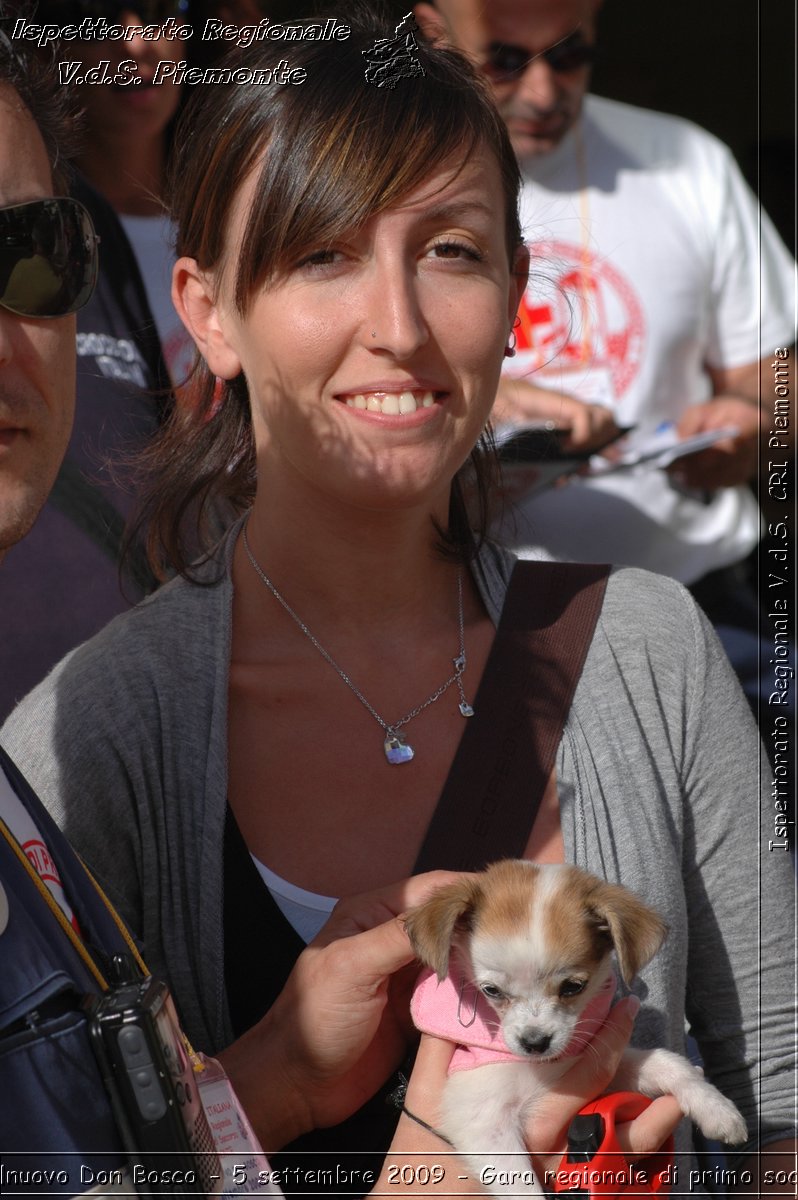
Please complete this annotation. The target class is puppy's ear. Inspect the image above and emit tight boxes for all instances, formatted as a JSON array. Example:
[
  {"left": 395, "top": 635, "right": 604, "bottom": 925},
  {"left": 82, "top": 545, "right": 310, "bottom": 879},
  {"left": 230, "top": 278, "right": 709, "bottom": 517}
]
[
  {"left": 404, "top": 879, "right": 482, "bottom": 980},
  {"left": 589, "top": 882, "right": 668, "bottom": 985}
]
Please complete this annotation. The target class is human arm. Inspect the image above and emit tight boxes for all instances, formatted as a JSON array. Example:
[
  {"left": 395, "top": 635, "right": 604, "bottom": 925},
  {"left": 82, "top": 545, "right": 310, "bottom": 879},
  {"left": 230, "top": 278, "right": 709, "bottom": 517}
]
[
  {"left": 669, "top": 355, "right": 794, "bottom": 489},
  {"left": 494, "top": 375, "right": 620, "bottom": 453},
  {"left": 671, "top": 127, "right": 795, "bottom": 491}
]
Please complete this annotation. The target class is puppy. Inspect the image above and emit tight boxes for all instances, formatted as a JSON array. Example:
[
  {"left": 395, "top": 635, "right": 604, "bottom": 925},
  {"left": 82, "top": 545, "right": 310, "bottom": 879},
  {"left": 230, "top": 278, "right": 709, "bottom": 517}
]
[{"left": 405, "top": 860, "right": 746, "bottom": 1198}]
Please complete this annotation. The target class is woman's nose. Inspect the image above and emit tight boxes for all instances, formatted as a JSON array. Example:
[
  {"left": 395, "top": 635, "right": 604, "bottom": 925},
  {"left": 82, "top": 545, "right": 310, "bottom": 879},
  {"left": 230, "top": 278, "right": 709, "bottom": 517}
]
[{"left": 365, "top": 263, "right": 429, "bottom": 361}]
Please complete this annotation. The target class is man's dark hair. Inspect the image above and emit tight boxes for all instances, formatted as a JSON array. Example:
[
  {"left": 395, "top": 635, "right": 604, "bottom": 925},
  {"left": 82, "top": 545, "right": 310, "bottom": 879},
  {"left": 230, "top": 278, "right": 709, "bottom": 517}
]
[{"left": 0, "top": 1, "right": 79, "bottom": 191}]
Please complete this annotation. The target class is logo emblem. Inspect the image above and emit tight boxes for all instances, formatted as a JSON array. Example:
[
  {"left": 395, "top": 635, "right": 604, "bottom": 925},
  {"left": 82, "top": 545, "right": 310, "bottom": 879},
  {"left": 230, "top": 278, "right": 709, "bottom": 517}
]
[
  {"left": 363, "top": 12, "right": 425, "bottom": 89},
  {"left": 513, "top": 240, "right": 646, "bottom": 403}
]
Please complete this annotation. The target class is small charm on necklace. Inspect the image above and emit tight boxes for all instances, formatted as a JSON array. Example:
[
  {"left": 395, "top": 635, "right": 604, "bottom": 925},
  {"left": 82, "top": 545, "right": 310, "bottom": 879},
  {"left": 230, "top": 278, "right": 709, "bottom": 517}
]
[
  {"left": 384, "top": 732, "right": 414, "bottom": 765},
  {"left": 459, "top": 701, "right": 475, "bottom": 718},
  {"left": 453, "top": 654, "right": 466, "bottom": 673}
]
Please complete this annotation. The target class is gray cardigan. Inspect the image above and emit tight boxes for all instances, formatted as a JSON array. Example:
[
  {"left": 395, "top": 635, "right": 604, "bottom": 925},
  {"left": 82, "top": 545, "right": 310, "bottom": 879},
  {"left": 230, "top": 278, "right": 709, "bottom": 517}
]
[{"left": 2, "top": 531, "right": 794, "bottom": 1162}]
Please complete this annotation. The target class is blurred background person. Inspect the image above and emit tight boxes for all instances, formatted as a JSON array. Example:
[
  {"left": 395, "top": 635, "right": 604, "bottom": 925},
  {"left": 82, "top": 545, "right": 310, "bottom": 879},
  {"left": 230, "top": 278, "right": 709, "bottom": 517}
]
[{"left": 35, "top": 0, "right": 195, "bottom": 384}]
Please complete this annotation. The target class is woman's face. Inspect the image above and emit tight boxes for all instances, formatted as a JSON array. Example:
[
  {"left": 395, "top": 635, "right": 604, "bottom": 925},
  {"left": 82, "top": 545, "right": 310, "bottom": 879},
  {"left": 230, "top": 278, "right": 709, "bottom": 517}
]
[
  {"left": 181, "top": 144, "right": 527, "bottom": 520},
  {"left": 70, "top": 9, "right": 184, "bottom": 144}
]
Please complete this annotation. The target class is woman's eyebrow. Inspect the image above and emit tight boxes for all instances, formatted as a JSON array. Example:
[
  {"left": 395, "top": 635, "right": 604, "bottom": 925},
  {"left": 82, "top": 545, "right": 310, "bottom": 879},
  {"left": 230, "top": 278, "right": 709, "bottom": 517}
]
[{"left": 413, "top": 198, "right": 496, "bottom": 225}]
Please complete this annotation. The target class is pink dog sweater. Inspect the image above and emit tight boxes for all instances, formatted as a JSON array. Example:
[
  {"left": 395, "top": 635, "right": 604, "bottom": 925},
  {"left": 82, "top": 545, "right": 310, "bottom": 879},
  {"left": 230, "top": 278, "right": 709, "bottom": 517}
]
[{"left": 411, "top": 968, "right": 617, "bottom": 1074}]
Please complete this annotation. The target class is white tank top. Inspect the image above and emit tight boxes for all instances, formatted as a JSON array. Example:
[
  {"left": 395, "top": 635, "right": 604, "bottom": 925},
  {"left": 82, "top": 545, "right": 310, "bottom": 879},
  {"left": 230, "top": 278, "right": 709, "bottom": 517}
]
[{"left": 251, "top": 855, "right": 337, "bottom": 943}]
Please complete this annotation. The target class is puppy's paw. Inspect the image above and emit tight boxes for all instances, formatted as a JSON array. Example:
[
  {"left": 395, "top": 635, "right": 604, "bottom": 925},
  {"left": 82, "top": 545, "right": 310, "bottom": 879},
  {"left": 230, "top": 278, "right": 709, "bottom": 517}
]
[{"left": 678, "top": 1080, "right": 747, "bottom": 1145}]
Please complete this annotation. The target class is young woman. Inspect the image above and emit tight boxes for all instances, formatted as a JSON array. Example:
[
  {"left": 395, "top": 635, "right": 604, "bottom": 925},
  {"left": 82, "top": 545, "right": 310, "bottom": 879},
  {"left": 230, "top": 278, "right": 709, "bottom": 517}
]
[{"left": 3, "top": 12, "right": 793, "bottom": 1192}]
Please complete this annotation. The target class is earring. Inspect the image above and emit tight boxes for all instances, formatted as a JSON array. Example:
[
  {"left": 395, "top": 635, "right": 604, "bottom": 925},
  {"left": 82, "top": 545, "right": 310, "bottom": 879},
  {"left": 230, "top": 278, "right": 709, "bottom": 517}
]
[{"left": 504, "top": 330, "right": 517, "bottom": 358}]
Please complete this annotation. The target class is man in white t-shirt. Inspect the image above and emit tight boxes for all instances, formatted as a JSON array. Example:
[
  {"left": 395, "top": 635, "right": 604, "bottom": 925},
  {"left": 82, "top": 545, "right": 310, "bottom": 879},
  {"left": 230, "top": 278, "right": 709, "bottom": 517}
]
[{"left": 416, "top": 0, "right": 795, "bottom": 704}]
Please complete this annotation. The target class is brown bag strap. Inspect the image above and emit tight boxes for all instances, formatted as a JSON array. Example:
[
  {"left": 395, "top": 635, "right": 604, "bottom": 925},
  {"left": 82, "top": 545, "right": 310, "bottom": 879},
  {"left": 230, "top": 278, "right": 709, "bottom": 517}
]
[{"left": 413, "top": 560, "right": 610, "bottom": 873}]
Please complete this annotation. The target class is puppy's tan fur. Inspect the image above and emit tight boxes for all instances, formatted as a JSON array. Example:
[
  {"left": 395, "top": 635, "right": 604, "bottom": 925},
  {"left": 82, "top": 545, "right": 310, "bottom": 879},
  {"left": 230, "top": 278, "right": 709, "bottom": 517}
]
[{"left": 405, "top": 860, "right": 667, "bottom": 984}]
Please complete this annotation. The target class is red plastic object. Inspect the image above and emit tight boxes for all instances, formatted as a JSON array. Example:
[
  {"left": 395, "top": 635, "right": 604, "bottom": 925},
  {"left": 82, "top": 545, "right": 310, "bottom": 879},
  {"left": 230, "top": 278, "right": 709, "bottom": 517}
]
[{"left": 551, "top": 1091, "right": 675, "bottom": 1195}]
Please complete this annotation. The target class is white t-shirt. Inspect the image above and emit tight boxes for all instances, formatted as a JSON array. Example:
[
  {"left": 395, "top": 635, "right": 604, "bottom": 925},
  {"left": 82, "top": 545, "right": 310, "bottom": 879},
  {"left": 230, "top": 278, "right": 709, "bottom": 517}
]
[
  {"left": 499, "top": 94, "right": 796, "bottom": 583},
  {"left": 119, "top": 212, "right": 196, "bottom": 387}
]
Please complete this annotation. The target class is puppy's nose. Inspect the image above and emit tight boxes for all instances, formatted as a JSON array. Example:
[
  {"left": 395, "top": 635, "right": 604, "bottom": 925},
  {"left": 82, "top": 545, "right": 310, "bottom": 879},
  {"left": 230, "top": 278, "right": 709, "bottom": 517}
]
[{"left": 519, "top": 1030, "right": 552, "bottom": 1055}]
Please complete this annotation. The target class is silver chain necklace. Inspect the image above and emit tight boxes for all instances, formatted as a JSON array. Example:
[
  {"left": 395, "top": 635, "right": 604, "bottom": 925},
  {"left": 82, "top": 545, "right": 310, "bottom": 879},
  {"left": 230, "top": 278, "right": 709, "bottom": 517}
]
[{"left": 242, "top": 519, "right": 474, "bottom": 765}]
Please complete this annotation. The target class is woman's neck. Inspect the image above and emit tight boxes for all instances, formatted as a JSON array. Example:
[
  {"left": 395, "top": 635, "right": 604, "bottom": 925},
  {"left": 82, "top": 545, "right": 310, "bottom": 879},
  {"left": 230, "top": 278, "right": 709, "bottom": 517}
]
[{"left": 237, "top": 488, "right": 465, "bottom": 645}]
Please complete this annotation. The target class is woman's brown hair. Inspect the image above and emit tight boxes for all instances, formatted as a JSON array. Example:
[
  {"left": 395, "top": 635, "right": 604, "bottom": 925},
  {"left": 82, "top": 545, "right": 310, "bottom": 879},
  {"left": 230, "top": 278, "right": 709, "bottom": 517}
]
[{"left": 133, "top": 6, "right": 523, "bottom": 579}]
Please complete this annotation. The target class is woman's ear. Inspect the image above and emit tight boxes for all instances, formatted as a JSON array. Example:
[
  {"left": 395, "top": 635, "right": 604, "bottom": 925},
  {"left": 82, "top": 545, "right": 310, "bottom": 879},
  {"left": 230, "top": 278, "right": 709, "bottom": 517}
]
[{"left": 172, "top": 256, "right": 242, "bottom": 380}]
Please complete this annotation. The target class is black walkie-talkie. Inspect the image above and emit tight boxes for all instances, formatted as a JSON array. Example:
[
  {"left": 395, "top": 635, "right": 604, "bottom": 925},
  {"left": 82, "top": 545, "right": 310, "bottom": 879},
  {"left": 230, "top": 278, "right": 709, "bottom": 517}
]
[{"left": 86, "top": 956, "right": 221, "bottom": 1196}]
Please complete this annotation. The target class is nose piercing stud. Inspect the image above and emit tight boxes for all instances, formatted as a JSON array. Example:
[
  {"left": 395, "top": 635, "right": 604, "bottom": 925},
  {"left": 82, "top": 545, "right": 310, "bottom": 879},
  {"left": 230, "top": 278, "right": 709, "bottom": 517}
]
[{"left": 371, "top": 330, "right": 377, "bottom": 338}]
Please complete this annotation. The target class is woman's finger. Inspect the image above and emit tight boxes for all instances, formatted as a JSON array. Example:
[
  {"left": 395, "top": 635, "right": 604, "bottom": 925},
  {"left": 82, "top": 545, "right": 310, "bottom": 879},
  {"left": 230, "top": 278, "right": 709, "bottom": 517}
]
[{"left": 616, "top": 1094, "right": 684, "bottom": 1161}]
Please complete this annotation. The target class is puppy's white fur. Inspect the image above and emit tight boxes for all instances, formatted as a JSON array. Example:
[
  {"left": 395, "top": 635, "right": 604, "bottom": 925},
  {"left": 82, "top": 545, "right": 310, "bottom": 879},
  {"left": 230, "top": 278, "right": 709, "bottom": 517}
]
[{"left": 405, "top": 861, "right": 747, "bottom": 1198}]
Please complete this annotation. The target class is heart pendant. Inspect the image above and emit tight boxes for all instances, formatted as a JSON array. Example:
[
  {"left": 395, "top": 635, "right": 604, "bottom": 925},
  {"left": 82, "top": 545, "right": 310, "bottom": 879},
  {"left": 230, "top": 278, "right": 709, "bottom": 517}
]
[
  {"left": 459, "top": 701, "right": 475, "bottom": 717},
  {"left": 384, "top": 734, "right": 414, "bottom": 764}
]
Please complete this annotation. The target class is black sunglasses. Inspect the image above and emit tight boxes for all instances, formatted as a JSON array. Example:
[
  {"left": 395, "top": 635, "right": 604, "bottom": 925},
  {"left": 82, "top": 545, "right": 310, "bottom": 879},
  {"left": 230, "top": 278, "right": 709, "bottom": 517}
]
[
  {"left": 486, "top": 34, "right": 597, "bottom": 82},
  {"left": 0, "top": 198, "right": 99, "bottom": 319},
  {"left": 38, "top": 1, "right": 189, "bottom": 22}
]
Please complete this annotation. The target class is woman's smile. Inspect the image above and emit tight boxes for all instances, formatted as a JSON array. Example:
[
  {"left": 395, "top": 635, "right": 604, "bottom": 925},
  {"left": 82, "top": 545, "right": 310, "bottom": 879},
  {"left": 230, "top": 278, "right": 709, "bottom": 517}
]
[{"left": 339, "top": 389, "right": 439, "bottom": 416}]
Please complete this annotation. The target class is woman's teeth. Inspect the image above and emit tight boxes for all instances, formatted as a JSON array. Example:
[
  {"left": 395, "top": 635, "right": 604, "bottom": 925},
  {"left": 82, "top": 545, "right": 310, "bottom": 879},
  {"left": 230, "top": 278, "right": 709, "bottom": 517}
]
[{"left": 344, "top": 390, "right": 436, "bottom": 414}]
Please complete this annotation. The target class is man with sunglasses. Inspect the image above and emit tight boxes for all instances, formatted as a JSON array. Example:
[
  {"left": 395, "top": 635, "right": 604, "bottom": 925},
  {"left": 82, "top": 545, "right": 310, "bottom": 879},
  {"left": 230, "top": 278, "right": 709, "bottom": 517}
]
[
  {"left": 0, "top": 25, "right": 141, "bottom": 1186},
  {"left": 0, "top": 132, "right": 93, "bottom": 557},
  {"left": 417, "top": 0, "right": 795, "bottom": 713},
  {"left": 0, "top": 9, "right": 172, "bottom": 721},
  {"left": 0, "top": 169, "right": 167, "bottom": 720}
]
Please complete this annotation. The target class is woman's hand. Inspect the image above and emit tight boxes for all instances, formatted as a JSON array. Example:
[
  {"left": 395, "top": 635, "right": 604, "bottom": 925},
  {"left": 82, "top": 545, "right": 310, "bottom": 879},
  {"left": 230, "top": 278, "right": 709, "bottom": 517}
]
[
  {"left": 494, "top": 377, "right": 620, "bottom": 453},
  {"left": 376, "top": 1000, "right": 684, "bottom": 1195},
  {"left": 669, "top": 397, "right": 760, "bottom": 489},
  {"left": 216, "top": 871, "right": 461, "bottom": 1150}
]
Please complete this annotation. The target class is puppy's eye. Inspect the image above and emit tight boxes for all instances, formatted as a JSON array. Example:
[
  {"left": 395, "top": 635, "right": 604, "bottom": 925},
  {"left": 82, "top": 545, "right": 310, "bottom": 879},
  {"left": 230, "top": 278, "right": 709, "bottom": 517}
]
[
  {"left": 480, "top": 983, "right": 505, "bottom": 1001},
  {"left": 559, "top": 979, "right": 586, "bottom": 998}
]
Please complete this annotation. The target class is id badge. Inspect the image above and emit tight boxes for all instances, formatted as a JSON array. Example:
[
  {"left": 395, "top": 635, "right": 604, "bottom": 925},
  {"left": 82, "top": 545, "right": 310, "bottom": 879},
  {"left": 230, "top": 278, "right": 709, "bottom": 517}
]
[{"left": 197, "top": 1057, "right": 283, "bottom": 1197}]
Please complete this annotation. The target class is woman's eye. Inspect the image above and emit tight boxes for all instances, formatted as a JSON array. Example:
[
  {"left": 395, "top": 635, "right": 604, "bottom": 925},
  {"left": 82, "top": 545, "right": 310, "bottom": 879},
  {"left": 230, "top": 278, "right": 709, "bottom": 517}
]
[
  {"left": 480, "top": 983, "right": 505, "bottom": 1001},
  {"left": 559, "top": 979, "right": 586, "bottom": 998},
  {"left": 296, "top": 248, "right": 342, "bottom": 270},
  {"left": 429, "top": 238, "right": 483, "bottom": 262}
]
